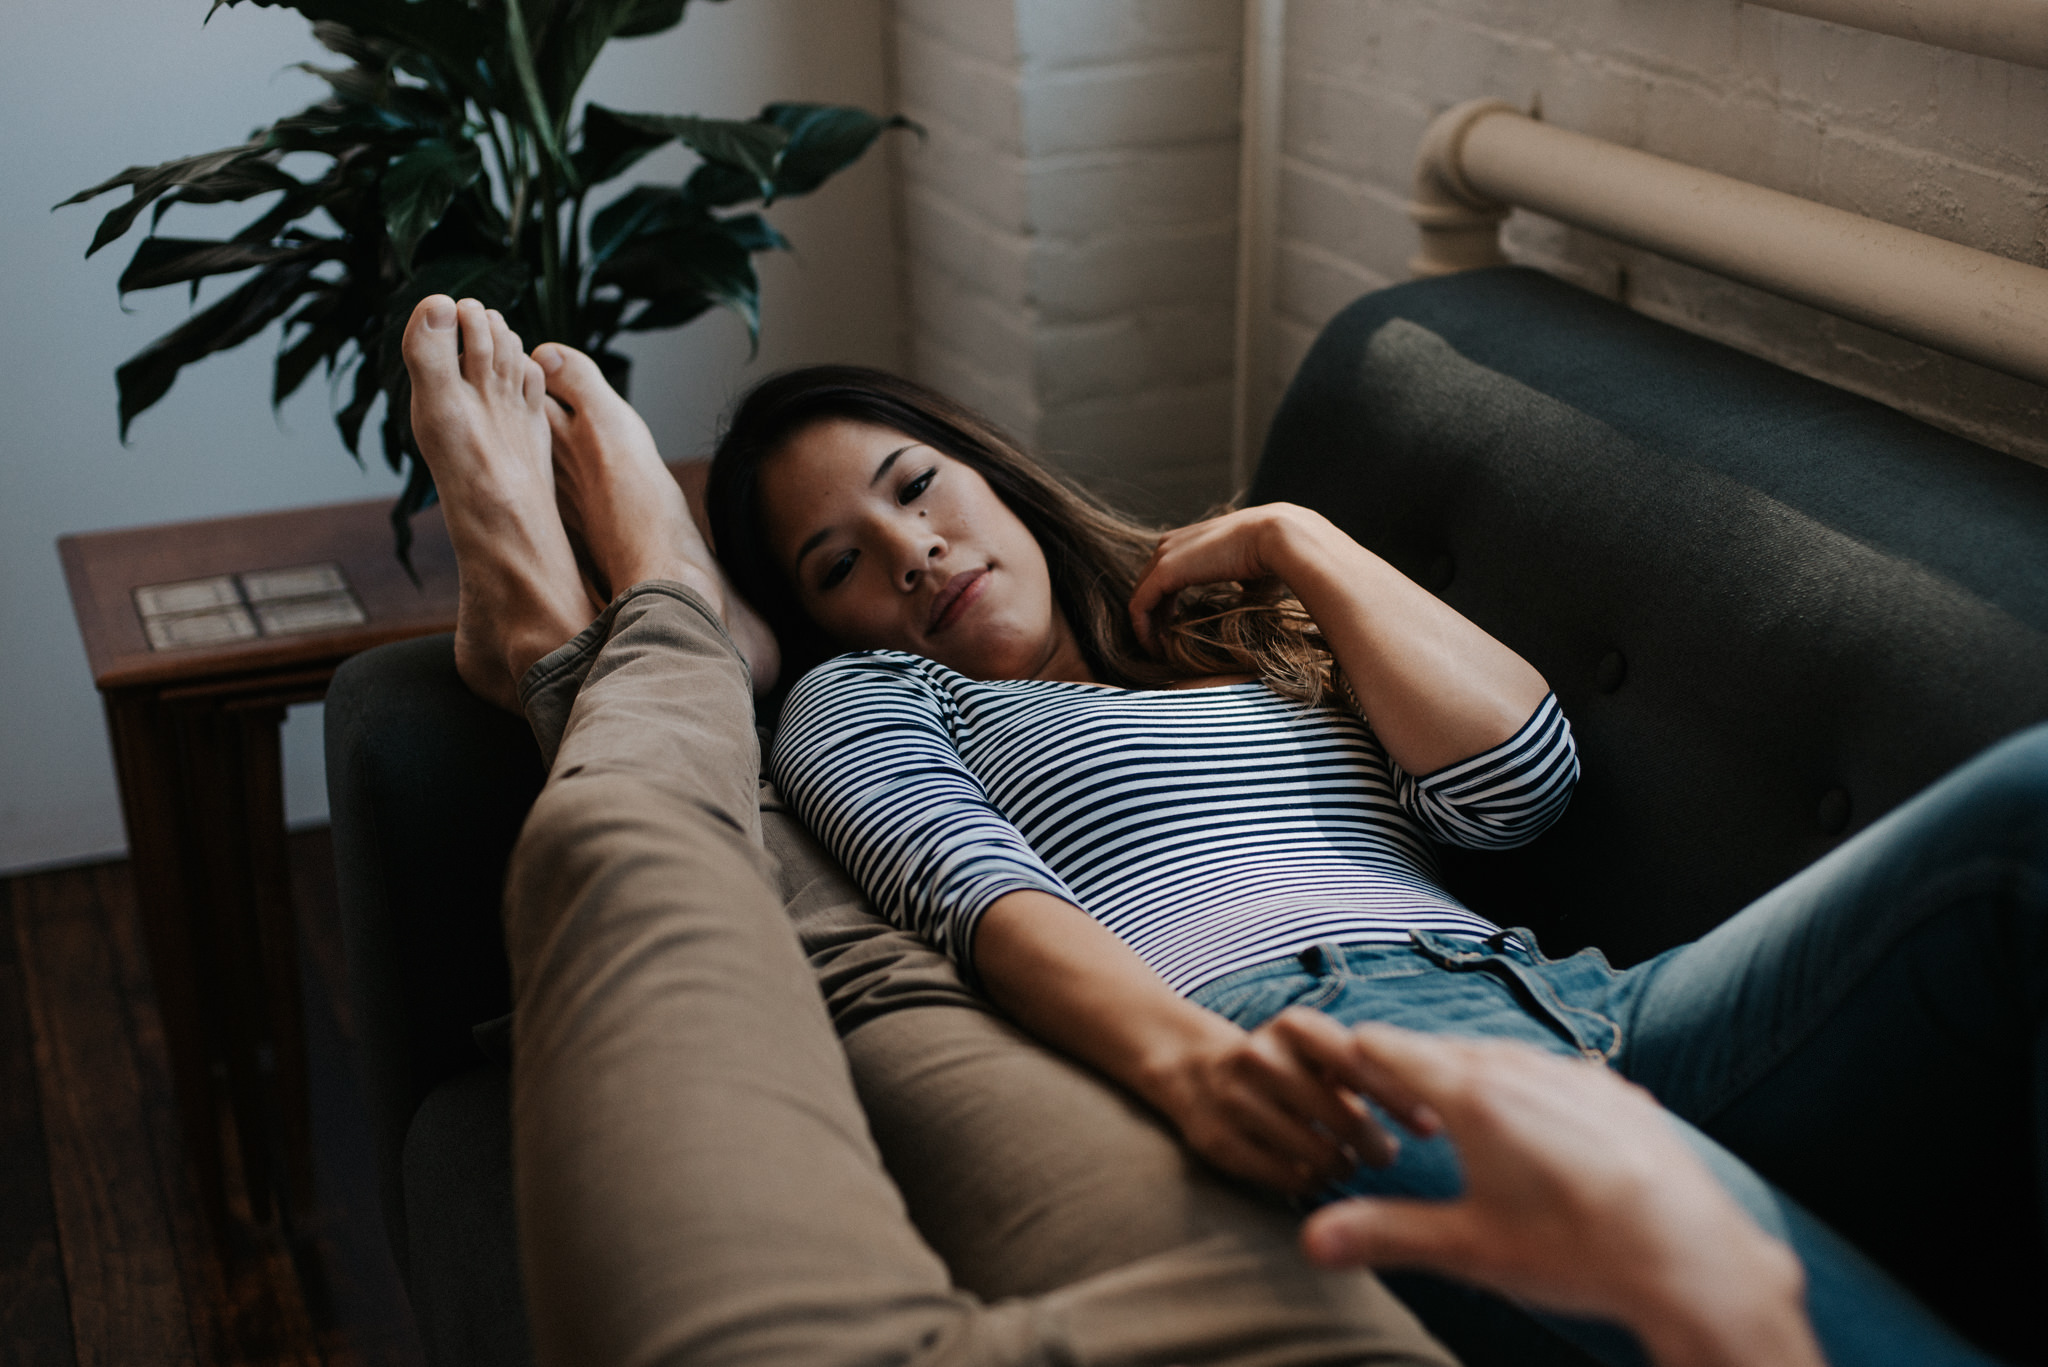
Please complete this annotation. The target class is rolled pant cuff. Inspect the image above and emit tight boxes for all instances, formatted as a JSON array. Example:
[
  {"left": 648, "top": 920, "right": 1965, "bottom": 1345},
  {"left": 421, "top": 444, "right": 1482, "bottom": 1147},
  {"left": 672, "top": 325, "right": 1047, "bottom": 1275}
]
[{"left": 518, "top": 579, "right": 740, "bottom": 769}]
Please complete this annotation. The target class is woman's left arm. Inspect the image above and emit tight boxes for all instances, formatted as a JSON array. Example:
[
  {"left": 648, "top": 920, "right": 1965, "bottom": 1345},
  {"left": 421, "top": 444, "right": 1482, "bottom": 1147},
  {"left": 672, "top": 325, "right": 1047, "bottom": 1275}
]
[{"left": 1131, "top": 504, "right": 1548, "bottom": 776}]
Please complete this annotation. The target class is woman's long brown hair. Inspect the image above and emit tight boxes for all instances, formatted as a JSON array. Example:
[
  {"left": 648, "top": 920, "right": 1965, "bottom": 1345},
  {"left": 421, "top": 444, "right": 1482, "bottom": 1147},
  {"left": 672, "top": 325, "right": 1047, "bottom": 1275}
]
[{"left": 706, "top": 365, "right": 1349, "bottom": 707}]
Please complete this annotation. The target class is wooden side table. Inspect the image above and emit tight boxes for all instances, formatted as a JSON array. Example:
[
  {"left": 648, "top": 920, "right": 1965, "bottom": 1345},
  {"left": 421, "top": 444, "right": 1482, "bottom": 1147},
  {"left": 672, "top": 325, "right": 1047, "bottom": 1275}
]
[{"left": 59, "top": 497, "right": 460, "bottom": 1245}]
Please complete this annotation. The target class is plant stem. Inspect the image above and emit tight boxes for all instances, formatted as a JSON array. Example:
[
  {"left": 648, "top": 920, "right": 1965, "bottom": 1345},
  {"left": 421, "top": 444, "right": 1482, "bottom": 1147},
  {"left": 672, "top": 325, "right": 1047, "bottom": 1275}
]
[
  {"left": 506, "top": 120, "right": 532, "bottom": 262},
  {"left": 566, "top": 187, "right": 587, "bottom": 338},
  {"left": 537, "top": 163, "right": 567, "bottom": 341},
  {"left": 480, "top": 111, "right": 515, "bottom": 230}
]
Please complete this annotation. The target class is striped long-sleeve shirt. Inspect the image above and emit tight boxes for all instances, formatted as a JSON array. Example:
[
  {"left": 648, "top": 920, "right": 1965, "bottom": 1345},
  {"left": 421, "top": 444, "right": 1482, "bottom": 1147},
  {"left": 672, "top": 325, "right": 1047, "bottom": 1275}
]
[{"left": 771, "top": 650, "right": 1578, "bottom": 996}]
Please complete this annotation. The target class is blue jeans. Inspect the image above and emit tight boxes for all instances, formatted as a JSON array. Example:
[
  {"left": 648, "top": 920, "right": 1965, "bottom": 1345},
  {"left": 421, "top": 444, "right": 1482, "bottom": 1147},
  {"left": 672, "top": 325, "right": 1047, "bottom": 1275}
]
[{"left": 1192, "top": 723, "right": 2048, "bottom": 1367}]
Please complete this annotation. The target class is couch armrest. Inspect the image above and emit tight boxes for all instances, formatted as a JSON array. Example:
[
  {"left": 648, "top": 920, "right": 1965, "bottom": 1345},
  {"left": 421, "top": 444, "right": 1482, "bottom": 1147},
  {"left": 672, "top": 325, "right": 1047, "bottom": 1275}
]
[
  {"left": 1256, "top": 267, "right": 2048, "bottom": 964},
  {"left": 325, "top": 634, "right": 547, "bottom": 1275}
]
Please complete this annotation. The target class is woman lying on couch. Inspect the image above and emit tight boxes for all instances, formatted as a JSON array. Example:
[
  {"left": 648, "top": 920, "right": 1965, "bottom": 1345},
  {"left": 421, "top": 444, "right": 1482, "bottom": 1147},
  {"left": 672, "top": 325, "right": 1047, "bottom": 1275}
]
[{"left": 402, "top": 291, "right": 2042, "bottom": 1367}]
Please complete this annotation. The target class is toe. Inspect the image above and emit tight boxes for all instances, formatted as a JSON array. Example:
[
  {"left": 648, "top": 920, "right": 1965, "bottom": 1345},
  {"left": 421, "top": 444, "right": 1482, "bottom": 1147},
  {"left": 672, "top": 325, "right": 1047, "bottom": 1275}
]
[
  {"left": 521, "top": 355, "right": 548, "bottom": 412},
  {"left": 456, "top": 298, "right": 494, "bottom": 383},
  {"left": 534, "top": 342, "right": 620, "bottom": 416},
  {"left": 543, "top": 390, "right": 573, "bottom": 446},
  {"left": 487, "top": 309, "right": 525, "bottom": 381},
  {"left": 401, "top": 295, "right": 461, "bottom": 388}
]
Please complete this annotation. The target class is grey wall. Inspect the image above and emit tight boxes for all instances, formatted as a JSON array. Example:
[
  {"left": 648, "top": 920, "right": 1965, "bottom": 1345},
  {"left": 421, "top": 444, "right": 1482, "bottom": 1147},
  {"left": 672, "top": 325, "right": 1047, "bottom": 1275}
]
[
  {"left": 0, "top": 0, "right": 902, "bottom": 873},
  {"left": 892, "top": 0, "right": 1246, "bottom": 522}
]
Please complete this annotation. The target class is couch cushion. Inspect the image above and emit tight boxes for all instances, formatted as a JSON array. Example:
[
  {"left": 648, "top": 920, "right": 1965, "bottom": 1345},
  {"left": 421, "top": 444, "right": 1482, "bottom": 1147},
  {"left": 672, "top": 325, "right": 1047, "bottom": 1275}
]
[
  {"left": 403, "top": 1065, "right": 532, "bottom": 1367},
  {"left": 1252, "top": 267, "right": 2048, "bottom": 964},
  {"left": 327, "top": 634, "right": 548, "bottom": 1272}
]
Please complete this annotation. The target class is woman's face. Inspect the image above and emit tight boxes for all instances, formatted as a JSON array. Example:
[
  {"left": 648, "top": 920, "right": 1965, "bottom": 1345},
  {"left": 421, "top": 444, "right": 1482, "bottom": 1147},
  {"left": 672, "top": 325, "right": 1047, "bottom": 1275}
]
[{"left": 759, "top": 418, "right": 1091, "bottom": 682}]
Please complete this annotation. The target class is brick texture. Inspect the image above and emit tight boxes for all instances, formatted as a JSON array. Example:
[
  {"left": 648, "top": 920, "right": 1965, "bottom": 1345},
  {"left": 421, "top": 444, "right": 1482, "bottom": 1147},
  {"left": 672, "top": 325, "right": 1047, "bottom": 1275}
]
[
  {"left": 892, "top": 0, "right": 1244, "bottom": 520},
  {"left": 1275, "top": 0, "right": 2048, "bottom": 464}
]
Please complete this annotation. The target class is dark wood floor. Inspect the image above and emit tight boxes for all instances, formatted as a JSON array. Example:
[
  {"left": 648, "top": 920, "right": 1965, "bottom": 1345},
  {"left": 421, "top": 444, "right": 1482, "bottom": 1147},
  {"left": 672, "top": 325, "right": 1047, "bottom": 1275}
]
[{"left": 1, "top": 829, "right": 425, "bottom": 1367}]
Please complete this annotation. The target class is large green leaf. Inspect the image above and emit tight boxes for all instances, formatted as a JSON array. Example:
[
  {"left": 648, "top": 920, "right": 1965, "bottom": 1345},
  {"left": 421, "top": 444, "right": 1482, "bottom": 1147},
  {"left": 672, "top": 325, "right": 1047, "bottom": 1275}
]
[
  {"left": 145, "top": 158, "right": 301, "bottom": 215},
  {"left": 537, "top": 0, "right": 733, "bottom": 128},
  {"left": 537, "top": 0, "right": 638, "bottom": 122},
  {"left": 59, "top": 142, "right": 272, "bottom": 256},
  {"left": 263, "top": 97, "right": 426, "bottom": 155},
  {"left": 502, "top": 0, "right": 574, "bottom": 181},
  {"left": 621, "top": 289, "right": 715, "bottom": 332},
  {"left": 594, "top": 220, "right": 758, "bottom": 341},
  {"left": 605, "top": 112, "right": 787, "bottom": 191},
  {"left": 114, "top": 258, "right": 321, "bottom": 438},
  {"left": 272, "top": 284, "right": 361, "bottom": 406},
  {"left": 680, "top": 158, "right": 758, "bottom": 209},
  {"left": 762, "top": 103, "right": 917, "bottom": 197},
  {"left": 211, "top": 0, "right": 494, "bottom": 104},
  {"left": 613, "top": 0, "right": 694, "bottom": 38},
  {"left": 335, "top": 349, "right": 382, "bottom": 458},
  {"left": 116, "top": 237, "right": 328, "bottom": 295},
  {"left": 309, "top": 18, "right": 399, "bottom": 69},
  {"left": 292, "top": 59, "right": 394, "bottom": 107},
  {"left": 587, "top": 184, "right": 704, "bottom": 265},
  {"left": 216, "top": 165, "right": 344, "bottom": 243},
  {"left": 376, "top": 254, "right": 532, "bottom": 380},
  {"left": 677, "top": 103, "right": 914, "bottom": 207},
  {"left": 382, "top": 138, "right": 483, "bottom": 270},
  {"left": 719, "top": 212, "right": 789, "bottom": 254},
  {"left": 572, "top": 102, "right": 675, "bottom": 186}
]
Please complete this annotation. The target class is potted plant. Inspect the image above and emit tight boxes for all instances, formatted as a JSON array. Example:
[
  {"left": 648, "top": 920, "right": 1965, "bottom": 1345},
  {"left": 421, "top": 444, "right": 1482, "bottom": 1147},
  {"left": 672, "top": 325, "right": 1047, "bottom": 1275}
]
[{"left": 61, "top": 0, "right": 911, "bottom": 563}]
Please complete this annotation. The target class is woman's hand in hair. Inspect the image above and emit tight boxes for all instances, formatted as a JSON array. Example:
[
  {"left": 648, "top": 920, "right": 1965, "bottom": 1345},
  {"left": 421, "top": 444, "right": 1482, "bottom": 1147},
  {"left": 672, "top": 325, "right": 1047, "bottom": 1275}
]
[
  {"left": 1129, "top": 504, "right": 1316, "bottom": 650},
  {"left": 1139, "top": 1006, "right": 1401, "bottom": 1197},
  {"left": 1138, "top": 501, "right": 1551, "bottom": 776}
]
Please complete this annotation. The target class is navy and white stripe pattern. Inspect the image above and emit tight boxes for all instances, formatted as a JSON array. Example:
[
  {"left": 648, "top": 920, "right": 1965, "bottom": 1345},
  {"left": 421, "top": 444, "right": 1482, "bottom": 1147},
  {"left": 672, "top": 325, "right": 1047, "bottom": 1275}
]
[{"left": 772, "top": 651, "right": 1578, "bottom": 996}]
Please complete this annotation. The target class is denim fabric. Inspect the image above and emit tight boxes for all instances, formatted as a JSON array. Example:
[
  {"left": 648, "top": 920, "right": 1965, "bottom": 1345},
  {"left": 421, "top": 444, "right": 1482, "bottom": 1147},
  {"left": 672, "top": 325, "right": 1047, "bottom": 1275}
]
[{"left": 1192, "top": 722, "right": 2048, "bottom": 1367}]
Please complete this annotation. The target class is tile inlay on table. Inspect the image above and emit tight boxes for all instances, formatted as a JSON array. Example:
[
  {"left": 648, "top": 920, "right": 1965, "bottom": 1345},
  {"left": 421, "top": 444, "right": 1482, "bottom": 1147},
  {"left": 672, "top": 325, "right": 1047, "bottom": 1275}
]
[{"left": 133, "top": 561, "right": 367, "bottom": 652}]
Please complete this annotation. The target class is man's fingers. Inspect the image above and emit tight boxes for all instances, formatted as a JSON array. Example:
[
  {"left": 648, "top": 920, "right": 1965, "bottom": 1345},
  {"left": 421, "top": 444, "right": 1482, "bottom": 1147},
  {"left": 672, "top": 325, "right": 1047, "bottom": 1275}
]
[
  {"left": 1262, "top": 1012, "right": 1401, "bottom": 1163},
  {"left": 1340, "top": 1023, "right": 1481, "bottom": 1134},
  {"left": 1301, "top": 1196, "right": 1480, "bottom": 1275}
]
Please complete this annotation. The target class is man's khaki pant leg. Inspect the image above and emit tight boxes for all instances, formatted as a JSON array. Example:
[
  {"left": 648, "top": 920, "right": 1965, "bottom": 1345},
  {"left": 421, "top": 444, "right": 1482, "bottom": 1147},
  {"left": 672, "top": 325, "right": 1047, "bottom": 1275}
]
[{"left": 504, "top": 582, "right": 1454, "bottom": 1367}]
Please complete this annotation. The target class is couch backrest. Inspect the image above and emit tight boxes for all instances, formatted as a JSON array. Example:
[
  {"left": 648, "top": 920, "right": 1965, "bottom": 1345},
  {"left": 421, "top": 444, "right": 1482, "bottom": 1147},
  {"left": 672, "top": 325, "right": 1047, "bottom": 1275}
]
[{"left": 1254, "top": 267, "right": 2048, "bottom": 965}]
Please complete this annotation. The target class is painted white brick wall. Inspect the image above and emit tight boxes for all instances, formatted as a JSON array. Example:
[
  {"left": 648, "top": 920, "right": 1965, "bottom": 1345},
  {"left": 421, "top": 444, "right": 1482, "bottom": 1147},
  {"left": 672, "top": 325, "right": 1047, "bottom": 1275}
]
[
  {"left": 1274, "top": 0, "right": 2048, "bottom": 464},
  {"left": 893, "top": 0, "right": 1244, "bottom": 519}
]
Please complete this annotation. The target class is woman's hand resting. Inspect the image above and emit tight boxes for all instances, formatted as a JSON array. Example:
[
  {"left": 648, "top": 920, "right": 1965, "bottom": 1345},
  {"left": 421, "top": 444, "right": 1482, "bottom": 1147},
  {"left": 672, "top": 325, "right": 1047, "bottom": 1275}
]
[{"left": 1136, "top": 1006, "right": 1401, "bottom": 1196}]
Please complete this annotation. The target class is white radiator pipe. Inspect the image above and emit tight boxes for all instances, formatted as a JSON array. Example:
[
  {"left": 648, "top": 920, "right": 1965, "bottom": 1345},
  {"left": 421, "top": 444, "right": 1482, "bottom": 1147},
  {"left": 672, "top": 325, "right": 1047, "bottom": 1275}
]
[
  {"left": 1745, "top": 0, "right": 2048, "bottom": 70},
  {"left": 1408, "top": 100, "right": 2048, "bottom": 391}
]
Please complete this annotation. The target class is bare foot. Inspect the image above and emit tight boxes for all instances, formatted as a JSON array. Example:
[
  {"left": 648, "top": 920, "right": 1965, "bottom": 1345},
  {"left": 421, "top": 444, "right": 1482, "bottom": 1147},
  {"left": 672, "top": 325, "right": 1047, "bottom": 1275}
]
[
  {"left": 402, "top": 296, "right": 595, "bottom": 712},
  {"left": 532, "top": 342, "right": 781, "bottom": 691}
]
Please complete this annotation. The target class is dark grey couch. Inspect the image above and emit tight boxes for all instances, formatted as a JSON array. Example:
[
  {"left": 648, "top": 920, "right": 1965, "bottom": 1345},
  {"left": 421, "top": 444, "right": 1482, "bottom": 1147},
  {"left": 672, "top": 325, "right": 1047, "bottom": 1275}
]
[{"left": 326, "top": 266, "right": 2048, "bottom": 1366}]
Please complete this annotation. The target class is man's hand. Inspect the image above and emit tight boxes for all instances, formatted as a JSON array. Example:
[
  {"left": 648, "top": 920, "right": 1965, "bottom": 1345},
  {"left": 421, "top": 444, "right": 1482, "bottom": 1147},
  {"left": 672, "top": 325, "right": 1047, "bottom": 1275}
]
[
  {"left": 1139, "top": 1007, "right": 1400, "bottom": 1196},
  {"left": 1300, "top": 1026, "right": 1825, "bottom": 1367}
]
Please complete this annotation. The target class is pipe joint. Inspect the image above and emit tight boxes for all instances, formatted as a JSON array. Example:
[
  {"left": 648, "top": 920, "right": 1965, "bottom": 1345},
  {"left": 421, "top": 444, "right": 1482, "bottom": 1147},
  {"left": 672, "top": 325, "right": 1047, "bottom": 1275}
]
[{"left": 1408, "top": 99, "right": 1518, "bottom": 277}]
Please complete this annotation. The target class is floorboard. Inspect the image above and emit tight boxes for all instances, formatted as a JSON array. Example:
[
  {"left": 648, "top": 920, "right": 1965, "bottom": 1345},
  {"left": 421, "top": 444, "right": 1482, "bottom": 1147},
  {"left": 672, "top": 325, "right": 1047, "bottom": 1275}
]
[
  {"left": 0, "top": 883, "right": 74, "bottom": 1367},
  {"left": 1, "top": 831, "right": 425, "bottom": 1367},
  {"left": 12, "top": 865, "right": 197, "bottom": 1365}
]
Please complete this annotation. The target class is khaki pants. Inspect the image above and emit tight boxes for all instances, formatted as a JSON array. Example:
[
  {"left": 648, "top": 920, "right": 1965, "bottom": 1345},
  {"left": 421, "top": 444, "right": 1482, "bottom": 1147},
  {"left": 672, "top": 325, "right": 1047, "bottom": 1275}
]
[{"left": 504, "top": 582, "right": 1452, "bottom": 1367}]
